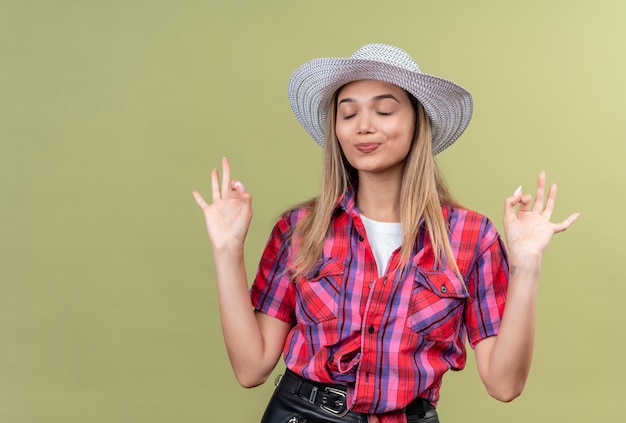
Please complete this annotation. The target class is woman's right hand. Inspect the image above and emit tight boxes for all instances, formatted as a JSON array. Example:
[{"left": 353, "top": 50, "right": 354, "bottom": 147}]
[{"left": 192, "top": 157, "right": 252, "bottom": 252}]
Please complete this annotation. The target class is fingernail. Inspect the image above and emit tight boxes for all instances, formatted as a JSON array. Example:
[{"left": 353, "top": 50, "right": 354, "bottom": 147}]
[
  {"left": 235, "top": 181, "right": 244, "bottom": 191},
  {"left": 513, "top": 186, "right": 522, "bottom": 196}
]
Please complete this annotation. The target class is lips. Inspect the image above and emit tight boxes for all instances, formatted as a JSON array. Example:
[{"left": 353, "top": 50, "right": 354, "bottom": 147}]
[{"left": 355, "top": 143, "right": 380, "bottom": 153}]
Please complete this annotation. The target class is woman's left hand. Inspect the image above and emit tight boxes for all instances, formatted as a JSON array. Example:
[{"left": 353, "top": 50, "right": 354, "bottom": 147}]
[{"left": 503, "top": 171, "right": 579, "bottom": 259}]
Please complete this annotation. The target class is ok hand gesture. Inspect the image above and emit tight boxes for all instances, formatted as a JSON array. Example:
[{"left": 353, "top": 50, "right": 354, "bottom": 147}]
[
  {"left": 192, "top": 157, "right": 252, "bottom": 252},
  {"left": 503, "top": 171, "right": 579, "bottom": 260}
]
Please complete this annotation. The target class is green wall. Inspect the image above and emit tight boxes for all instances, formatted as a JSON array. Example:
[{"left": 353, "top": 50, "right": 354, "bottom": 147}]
[{"left": 1, "top": 1, "right": 624, "bottom": 421}]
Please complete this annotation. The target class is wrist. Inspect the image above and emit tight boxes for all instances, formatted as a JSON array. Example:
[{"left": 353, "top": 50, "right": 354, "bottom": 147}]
[
  {"left": 507, "top": 247, "right": 543, "bottom": 264},
  {"left": 508, "top": 254, "right": 542, "bottom": 279},
  {"left": 212, "top": 242, "right": 245, "bottom": 258}
]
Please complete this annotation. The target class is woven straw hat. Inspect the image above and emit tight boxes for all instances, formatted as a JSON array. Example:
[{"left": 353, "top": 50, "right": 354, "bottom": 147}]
[{"left": 288, "top": 43, "right": 473, "bottom": 155}]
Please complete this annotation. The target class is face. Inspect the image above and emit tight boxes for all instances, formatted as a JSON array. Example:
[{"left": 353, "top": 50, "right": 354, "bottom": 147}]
[{"left": 334, "top": 79, "right": 416, "bottom": 178}]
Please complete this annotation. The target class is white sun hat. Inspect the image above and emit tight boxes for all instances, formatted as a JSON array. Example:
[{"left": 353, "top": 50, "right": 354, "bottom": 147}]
[{"left": 288, "top": 43, "right": 473, "bottom": 155}]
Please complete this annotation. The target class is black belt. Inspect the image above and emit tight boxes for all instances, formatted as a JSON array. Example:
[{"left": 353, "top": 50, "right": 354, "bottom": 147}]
[
  {"left": 275, "top": 369, "right": 436, "bottom": 419},
  {"left": 276, "top": 369, "right": 354, "bottom": 416}
]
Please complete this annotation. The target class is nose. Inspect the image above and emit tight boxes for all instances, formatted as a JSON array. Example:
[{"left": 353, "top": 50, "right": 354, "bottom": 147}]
[{"left": 356, "top": 112, "right": 375, "bottom": 135}]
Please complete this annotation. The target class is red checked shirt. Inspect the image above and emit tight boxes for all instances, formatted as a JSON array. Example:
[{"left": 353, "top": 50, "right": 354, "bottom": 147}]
[{"left": 250, "top": 187, "right": 509, "bottom": 422}]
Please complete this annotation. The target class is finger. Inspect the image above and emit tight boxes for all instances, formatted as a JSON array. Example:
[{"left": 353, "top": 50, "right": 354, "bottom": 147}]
[
  {"left": 231, "top": 180, "right": 246, "bottom": 193},
  {"left": 221, "top": 157, "right": 231, "bottom": 198},
  {"left": 211, "top": 168, "right": 221, "bottom": 201},
  {"left": 532, "top": 171, "right": 546, "bottom": 213},
  {"left": 553, "top": 212, "right": 580, "bottom": 233},
  {"left": 503, "top": 186, "right": 522, "bottom": 223},
  {"left": 228, "top": 179, "right": 244, "bottom": 198},
  {"left": 192, "top": 191, "right": 209, "bottom": 209},
  {"left": 519, "top": 193, "right": 533, "bottom": 212},
  {"left": 542, "top": 183, "right": 557, "bottom": 218},
  {"left": 229, "top": 180, "right": 253, "bottom": 207}
]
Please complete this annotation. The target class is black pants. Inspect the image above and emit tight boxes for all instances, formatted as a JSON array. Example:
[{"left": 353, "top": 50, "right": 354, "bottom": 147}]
[{"left": 261, "top": 370, "right": 439, "bottom": 423}]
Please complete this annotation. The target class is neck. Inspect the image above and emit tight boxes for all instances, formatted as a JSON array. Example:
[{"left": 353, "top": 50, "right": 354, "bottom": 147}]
[{"left": 356, "top": 171, "right": 403, "bottom": 222}]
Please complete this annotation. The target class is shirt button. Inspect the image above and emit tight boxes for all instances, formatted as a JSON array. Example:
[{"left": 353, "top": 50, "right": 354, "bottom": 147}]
[
  {"left": 440, "top": 285, "right": 448, "bottom": 294},
  {"left": 368, "top": 325, "right": 375, "bottom": 334},
  {"left": 358, "top": 235, "right": 364, "bottom": 242}
]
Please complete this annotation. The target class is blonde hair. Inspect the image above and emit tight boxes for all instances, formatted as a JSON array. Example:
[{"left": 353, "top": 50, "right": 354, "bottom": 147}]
[{"left": 290, "top": 90, "right": 462, "bottom": 280}]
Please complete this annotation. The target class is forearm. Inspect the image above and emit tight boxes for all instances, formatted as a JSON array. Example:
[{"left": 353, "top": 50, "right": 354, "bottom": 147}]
[
  {"left": 212, "top": 246, "right": 275, "bottom": 387},
  {"left": 194, "top": 158, "right": 288, "bottom": 387},
  {"left": 480, "top": 253, "right": 542, "bottom": 401},
  {"left": 479, "top": 172, "right": 579, "bottom": 401}
]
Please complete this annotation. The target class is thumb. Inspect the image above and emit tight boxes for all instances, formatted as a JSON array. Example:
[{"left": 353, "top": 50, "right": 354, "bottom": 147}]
[{"left": 503, "top": 186, "right": 522, "bottom": 223}]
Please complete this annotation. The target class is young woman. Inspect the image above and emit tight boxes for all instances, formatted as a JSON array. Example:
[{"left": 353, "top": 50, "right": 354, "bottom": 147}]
[{"left": 193, "top": 44, "right": 579, "bottom": 423}]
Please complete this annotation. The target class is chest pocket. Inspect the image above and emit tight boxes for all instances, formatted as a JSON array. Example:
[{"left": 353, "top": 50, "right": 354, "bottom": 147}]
[
  {"left": 406, "top": 269, "right": 468, "bottom": 342},
  {"left": 295, "top": 260, "right": 345, "bottom": 325}
]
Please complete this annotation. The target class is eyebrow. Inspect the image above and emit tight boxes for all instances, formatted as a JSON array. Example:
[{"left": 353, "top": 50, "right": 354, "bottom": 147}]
[{"left": 337, "top": 93, "right": 401, "bottom": 105}]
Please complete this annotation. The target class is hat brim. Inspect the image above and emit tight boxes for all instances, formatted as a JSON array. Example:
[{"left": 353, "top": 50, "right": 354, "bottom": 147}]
[{"left": 288, "top": 57, "right": 473, "bottom": 155}]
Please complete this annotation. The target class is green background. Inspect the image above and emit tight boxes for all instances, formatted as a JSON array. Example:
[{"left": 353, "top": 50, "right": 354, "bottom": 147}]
[{"left": 1, "top": 1, "right": 624, "bottom": 421}]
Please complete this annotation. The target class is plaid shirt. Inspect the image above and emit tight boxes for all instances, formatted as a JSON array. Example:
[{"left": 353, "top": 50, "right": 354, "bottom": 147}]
[{"left": 250, "top": 187, "right": 508, "bottom": 421}]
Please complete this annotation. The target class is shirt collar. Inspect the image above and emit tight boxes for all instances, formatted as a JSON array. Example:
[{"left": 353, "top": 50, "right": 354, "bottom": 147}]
[{"left": 336, "top": 185, "right": 358, "bottom": 216}]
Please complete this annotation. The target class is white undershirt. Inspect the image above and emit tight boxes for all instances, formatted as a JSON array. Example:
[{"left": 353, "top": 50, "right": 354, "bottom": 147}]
[{"left": 360, "top": 214, "right": 402, "bottom": 277}]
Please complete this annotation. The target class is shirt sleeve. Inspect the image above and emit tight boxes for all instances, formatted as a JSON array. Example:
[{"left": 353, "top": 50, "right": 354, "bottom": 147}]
[
  {"left": 464, "top": 221, "right": 509, "bottom": 348},
  {"left": 249, "top": 213, "right": 297, "bottom": 325}
]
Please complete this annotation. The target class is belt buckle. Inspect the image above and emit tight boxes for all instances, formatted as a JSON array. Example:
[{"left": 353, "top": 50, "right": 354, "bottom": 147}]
[{"left": 320, "top": 387, "right": 348, "bottom": 417}]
